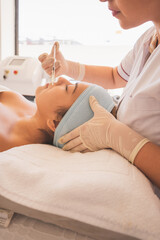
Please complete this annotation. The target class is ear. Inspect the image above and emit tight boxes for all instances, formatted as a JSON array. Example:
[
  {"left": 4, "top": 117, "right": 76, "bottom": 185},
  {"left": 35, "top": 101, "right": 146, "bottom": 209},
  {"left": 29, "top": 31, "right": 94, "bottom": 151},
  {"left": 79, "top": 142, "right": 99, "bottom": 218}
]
[{"left": 47, "top": 119, "right": 56, "bottom": 133}]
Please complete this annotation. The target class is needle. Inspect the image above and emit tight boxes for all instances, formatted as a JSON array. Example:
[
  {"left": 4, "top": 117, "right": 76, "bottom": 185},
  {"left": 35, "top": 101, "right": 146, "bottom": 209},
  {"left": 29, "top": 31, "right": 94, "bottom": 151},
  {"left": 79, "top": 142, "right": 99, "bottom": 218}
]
[{"left": 51, "top": 44, "right": 56, "bottom": 85}]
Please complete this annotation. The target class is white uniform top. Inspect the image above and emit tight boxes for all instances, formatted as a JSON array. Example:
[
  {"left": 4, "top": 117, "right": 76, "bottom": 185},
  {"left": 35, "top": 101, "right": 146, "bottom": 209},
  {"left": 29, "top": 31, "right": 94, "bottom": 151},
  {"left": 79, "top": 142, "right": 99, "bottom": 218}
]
[{"left": 117, "top": 27, "right": 160, "bottom": 146}]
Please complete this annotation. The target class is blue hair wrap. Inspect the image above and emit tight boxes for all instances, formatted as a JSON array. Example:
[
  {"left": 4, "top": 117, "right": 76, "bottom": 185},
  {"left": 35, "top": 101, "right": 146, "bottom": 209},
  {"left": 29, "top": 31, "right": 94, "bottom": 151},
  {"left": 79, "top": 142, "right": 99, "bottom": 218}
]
[{"left": 53, "top": 85, "right": 115, "bottom": 148}]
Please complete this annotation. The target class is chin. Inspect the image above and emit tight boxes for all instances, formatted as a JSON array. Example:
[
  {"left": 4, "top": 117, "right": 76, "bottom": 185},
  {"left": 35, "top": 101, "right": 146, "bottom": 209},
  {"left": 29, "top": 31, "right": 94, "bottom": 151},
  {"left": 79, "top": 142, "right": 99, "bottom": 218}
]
[
  {"left": 35, "top": 85, "right": 43, "bottom": 97},
  {"left": 119, "top": 20, "right": 146, "bottom": 29},
  {"left": 35, "top": 86, "right": 40, "bottom": 95},
  {"left": 119, "top": 20, "right": 130, "bottom": 29}
]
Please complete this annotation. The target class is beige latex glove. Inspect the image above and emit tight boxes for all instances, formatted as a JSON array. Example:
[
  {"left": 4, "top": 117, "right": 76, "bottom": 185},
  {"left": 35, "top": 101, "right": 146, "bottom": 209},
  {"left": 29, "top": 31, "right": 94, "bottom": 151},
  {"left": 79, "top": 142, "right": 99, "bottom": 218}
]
[
  {"left": 38, "top": 42, "right": 85, "bottom": 80},
  {"left": 59, "top": 96, "right": 149, "bottom": 164}
]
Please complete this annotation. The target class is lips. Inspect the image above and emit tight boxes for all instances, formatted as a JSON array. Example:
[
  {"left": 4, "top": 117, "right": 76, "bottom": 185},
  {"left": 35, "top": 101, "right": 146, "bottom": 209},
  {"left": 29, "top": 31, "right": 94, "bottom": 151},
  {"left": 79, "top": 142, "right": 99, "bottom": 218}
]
[
  {"left": 109, "top": 8, "right": 120, "bottom": 17},
  {"left": 112, "top": 10, "right": 120, "bottom": 17}
]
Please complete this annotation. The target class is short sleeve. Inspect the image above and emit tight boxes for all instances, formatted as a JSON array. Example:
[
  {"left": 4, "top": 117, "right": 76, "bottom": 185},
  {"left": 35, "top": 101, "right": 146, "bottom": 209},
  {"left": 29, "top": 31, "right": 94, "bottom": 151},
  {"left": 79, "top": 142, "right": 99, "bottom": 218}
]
[
  {"left": 117, "top": 49, "right": 135, "bottom": 81},
  {"left": 117, "top": 27, "right": 155, "bottom": 82}
]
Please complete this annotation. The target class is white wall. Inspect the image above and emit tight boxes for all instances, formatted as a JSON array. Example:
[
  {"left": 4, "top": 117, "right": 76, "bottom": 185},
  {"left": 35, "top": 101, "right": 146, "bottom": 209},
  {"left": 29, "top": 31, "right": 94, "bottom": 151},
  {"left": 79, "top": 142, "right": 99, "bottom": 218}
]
[{"left": 0, "top": 0, "right": 15, "bottom": 60}]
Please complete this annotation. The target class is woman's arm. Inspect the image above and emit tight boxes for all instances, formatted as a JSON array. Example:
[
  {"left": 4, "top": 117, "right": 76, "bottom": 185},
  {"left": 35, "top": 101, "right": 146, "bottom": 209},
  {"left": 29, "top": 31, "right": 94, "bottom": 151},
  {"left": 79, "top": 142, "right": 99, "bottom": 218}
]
[
  {"left": 134, "top": 142, "right": 160, "bottom": 188},
  {"left": 39, "top": 43, "right": 127, "bottom": 90},
  {"left": 83, "top": 65, "right": 127, "bottom": 89},
  {"left": 67, "top": 62, "right": 127, "bottom": 89}
]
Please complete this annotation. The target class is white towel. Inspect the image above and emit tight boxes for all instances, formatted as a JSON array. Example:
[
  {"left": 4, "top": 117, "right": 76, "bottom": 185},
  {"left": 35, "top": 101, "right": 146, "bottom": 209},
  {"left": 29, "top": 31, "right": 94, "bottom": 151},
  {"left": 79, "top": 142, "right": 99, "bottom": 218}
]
[{"left": 0, "top": 144, "right": 160, "bottom": 240}]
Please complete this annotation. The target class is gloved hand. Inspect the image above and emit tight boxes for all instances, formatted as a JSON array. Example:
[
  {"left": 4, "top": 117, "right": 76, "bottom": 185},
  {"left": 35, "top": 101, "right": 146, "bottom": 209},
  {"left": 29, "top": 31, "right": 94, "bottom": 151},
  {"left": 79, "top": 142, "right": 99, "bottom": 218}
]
[
  {"left": 59, "top": 96, "right": 149, "bottom": 164},
  {"left": 38, "top": 42, "right": 67, "bottom": 77},
  {"left": 38, "top": 42, "right": 85, "bottom": 80}
]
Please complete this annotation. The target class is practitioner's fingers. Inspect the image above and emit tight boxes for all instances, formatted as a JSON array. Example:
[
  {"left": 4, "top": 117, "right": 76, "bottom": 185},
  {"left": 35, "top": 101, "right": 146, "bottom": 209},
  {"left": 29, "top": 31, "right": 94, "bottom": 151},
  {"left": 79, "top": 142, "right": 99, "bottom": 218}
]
[
  {"left": 62, "top": 135, "right": 82, "bottom": 151},
  {"left": 59, "top": 127, "right": 80, "bottom": 146}
]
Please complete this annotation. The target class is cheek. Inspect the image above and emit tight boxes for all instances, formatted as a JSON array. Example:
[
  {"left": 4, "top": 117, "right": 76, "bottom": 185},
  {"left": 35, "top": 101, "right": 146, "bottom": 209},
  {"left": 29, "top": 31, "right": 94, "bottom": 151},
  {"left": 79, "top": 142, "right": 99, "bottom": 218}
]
[
  {"left": 118, "top": 1, "right": 144, "bottom": 19},
  {"left": 36, "top": 94, "right": 50, "bottom": 115},
  {"left": 66, "top": 94, "right": 79, "bottom": 107},
  {"left": 35, "top": 86, "right": 45, "bottom": 96},
  {"left": 53, "top": 92, "right": 74, "bottom": 108}
]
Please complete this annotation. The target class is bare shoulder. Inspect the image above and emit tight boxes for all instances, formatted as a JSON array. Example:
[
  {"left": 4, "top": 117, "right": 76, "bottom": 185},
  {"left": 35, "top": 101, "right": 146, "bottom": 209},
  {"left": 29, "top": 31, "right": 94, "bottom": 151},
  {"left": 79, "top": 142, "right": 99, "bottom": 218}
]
[
  {"left": 0, "top": 90, "right": 35, "bottom": 114},
  {"left": 0, "top": 90, "right": 23, "bottom": 103}
]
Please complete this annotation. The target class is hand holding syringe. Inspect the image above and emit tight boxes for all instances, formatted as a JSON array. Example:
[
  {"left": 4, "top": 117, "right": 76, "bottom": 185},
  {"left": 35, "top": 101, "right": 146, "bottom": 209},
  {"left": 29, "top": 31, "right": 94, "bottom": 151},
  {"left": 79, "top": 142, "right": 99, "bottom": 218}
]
[{"left": 38, "top": 41, "right": 69, "bottom": 81}]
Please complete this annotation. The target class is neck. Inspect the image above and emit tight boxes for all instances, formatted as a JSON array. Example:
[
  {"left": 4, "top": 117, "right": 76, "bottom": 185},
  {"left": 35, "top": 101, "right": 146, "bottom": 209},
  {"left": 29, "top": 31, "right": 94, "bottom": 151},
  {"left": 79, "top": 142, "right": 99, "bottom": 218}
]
[{"left": 12, "top": 114, "right": 53, "bottom": 146}]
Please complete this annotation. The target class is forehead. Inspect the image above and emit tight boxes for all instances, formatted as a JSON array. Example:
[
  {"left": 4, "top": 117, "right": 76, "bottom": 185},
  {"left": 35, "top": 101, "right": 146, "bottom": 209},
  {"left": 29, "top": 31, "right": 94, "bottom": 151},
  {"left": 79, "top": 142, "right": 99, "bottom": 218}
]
[{"left": 43, "top": 82, "right": 89, "bottom": 109}]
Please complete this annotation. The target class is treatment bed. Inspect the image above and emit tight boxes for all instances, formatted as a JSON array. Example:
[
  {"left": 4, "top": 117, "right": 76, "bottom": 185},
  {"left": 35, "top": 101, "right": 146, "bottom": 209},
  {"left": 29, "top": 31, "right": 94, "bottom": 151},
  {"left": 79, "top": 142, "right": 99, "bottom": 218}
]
[{"left": 0, "top": 144, "right": 160, "bottom": 240}]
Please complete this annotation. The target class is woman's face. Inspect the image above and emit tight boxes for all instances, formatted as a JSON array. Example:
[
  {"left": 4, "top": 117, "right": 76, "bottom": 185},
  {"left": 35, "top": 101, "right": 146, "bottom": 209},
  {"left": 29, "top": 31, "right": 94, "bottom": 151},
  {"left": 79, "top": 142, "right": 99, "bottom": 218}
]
[
  {"left": 99, "top": 0, "right": 160, "bottom": 29},
  {"left": 35, "top": 78, "right": 89, "bottom": 120}
]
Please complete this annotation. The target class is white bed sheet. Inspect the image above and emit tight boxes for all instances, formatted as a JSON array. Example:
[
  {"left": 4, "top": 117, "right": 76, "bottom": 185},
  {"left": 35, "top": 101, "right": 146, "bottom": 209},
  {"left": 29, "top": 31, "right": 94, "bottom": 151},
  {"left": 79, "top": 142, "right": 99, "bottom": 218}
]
[{"left": 0, "top": 213, "right": 95, "bottom": 240}]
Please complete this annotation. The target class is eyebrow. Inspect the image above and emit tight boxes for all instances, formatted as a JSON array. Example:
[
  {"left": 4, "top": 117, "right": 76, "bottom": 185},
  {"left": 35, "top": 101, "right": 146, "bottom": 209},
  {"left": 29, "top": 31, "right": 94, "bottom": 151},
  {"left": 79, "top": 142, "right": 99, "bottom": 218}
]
[
  {"left": 72, "top": 83, "right": 78, "bottom": 94},
  {"left": 65, "top": 82, "right": 78, "bottom": 94}
]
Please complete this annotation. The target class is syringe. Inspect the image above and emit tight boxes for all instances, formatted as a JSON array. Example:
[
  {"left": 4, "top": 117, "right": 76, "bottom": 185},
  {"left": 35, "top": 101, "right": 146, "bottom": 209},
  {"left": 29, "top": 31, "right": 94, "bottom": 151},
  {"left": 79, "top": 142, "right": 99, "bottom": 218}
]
[{"left": 51, "top": 44, "right": 56, "bottom": 85}]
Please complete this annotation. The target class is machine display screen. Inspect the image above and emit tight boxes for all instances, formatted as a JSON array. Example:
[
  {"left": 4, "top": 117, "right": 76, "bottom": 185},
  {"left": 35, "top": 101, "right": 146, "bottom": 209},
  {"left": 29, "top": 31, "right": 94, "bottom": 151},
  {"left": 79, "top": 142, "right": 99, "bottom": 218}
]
[{"left": 9, "top": 59, "right": 26, "bottom": 66}]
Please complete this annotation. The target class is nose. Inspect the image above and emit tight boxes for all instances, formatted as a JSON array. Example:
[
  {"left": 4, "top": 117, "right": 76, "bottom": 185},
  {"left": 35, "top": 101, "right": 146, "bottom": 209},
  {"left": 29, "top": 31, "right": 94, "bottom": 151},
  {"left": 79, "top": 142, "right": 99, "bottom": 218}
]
[{"left": 54, "top": 77, "right": 72, "bottom": 86}]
